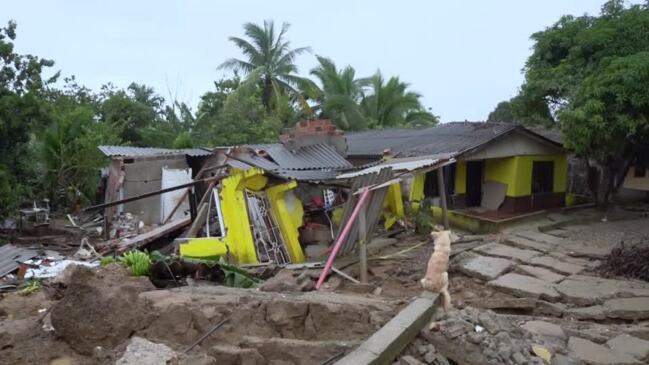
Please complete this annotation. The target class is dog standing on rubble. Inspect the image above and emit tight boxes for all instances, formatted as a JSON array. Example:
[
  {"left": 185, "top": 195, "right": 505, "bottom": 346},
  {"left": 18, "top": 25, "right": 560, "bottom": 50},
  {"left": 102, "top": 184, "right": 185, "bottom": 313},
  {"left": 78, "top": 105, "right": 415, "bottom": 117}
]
[{"left": 420, "top": 226, "right": 452, "bottom": 311}]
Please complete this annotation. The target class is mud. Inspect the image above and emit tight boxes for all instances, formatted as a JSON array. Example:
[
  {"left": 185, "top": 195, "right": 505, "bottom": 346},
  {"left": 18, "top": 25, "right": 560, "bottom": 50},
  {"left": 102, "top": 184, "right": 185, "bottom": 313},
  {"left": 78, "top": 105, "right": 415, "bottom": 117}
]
[{"left": 50, "top": 264, "right": 155, "bottom": 355}]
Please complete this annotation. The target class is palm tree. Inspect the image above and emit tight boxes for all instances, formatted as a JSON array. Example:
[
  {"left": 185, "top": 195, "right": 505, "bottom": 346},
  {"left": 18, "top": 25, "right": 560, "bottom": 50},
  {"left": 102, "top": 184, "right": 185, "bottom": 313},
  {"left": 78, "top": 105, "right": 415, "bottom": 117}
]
[
  {"left": 219, "top": 20, "right": 311, "bottom": 113},
  {"left": 310, "top": 56, "right": 368, "bottom": 130},
  {"left": 360, "top": 72, "right": 438, "bottom": 128}
]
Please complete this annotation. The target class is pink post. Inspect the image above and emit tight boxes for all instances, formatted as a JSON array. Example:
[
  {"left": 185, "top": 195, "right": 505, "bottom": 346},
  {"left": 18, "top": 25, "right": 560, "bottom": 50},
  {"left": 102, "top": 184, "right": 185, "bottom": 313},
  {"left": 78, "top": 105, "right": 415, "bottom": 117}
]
[{"left": 316, "top": 189, "right": 371, "bottom": 289}]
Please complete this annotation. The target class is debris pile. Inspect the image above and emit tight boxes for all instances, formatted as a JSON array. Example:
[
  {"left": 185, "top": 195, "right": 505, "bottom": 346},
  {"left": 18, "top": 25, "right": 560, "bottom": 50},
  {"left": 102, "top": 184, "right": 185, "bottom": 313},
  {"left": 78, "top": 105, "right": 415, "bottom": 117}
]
[
  {"left": 410, "top": 307, "right": 572, "bottom": 365},
  {"left": 600, "top": 241, "right": 649, "bottom": 281}
]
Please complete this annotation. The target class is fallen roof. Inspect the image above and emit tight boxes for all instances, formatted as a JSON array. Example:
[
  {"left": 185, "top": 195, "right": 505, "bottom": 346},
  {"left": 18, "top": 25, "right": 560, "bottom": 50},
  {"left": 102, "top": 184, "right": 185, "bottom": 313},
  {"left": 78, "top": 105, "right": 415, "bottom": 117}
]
[
  {"left": 226, "top": 143, "right": 353, "bottom": 182},
  {"left": 98, "top": 145, "right": 212, "bottom": 157},
  {"left": 0, "top": 244, "right": 38, "bottom": 278},
  {"left": 345, "top": 122, "right": 561, "bottom": 158}
]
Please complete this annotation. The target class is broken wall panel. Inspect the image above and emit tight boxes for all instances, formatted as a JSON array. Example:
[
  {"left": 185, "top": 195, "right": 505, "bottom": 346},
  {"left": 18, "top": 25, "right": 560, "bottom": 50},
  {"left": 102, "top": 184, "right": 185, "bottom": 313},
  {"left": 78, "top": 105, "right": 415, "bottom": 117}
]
[{"left": 121, "top": 154, "right": 188, "bottom": 225}]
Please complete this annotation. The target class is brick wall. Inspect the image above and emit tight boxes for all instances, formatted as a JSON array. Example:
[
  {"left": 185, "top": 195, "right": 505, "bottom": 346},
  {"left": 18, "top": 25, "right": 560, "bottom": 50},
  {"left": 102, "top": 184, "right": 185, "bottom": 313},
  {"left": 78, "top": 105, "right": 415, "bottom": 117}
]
[{"left": 279, "top": 119, "right": 348, "bottom": 156}]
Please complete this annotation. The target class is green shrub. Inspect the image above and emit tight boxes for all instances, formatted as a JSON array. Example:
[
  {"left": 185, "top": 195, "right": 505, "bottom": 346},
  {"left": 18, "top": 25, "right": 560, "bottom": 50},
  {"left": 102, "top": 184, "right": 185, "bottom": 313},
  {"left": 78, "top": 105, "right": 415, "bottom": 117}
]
[{"left": 119, "top": 250, "right": 151, "bottom": 276}]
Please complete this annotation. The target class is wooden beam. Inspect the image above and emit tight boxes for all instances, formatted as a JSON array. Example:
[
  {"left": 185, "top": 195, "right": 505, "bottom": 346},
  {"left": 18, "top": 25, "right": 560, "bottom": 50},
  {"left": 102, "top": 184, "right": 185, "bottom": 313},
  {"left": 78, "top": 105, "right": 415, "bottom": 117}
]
[
  {"left": 437, "top": 167, "right": 450, "bottom": 230},
  {"left": 358, "top": 201, "right": 368, "bottom": 283}
]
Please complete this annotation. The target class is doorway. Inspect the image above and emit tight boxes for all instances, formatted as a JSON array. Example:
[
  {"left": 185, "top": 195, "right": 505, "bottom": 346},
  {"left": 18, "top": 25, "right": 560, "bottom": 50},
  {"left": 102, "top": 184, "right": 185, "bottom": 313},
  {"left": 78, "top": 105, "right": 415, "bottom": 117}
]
[{"left": 465, "top": 161, "right": 484, "bottom": 207}]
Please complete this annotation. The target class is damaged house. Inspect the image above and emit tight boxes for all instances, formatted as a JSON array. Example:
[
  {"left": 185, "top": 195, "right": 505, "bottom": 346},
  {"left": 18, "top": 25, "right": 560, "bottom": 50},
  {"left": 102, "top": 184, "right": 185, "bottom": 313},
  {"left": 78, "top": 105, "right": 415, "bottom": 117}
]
[
  {"left": 346, "top": 122, "right": 569, "bottom": 230},
  {"left": 97, "top": 120, "right": 572, "bottom": 264}
]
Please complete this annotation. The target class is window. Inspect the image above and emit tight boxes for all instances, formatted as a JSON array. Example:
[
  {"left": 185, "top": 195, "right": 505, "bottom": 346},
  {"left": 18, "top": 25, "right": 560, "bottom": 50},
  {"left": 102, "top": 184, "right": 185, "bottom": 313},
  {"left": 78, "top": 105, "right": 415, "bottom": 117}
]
[{"left": 532, "top": 161, "right": 554, "bottom": 193}]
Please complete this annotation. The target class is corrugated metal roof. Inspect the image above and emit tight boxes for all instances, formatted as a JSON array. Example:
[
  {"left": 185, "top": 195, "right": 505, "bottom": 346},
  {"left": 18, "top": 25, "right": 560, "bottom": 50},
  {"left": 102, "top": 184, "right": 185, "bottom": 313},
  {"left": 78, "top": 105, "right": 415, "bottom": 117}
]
[
  {"left": 0, "top": 244, "right": 38, "bottom": 277},
  {"left": 346, "top": 122, "right": 518, "bottom": 157},
  {"left": 98, "top": 145, "right": 212, "bottom": 157},
  {"left": 337, "top": 154, "right": 455, "bottom": 179},
  {"left": 226, "top": 144, "right": 349, "bottom": 182},
  {"left": 251, "top": 143, "right": 352, "bottom": 170}
]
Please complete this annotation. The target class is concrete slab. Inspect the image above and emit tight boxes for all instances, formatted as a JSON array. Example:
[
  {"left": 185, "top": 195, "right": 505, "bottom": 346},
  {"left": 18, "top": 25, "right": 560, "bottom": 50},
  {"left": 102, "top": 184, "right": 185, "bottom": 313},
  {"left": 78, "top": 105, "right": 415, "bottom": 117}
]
[
  {"left": 564, "top": 243, "right": 612, "bottom": 259},
  {"left": 606, "top": 334, "right": 649, "bottom": 361},
  {"left": 487, "top": 273, "right": 560, "bottom": 302},
  {"left": 335, "top": 294, "right": 439, "bottom": 365},
  {"left": 556, "top": 276, "right": 649, "bottom": 306},
  {"left": 457, "top": 255, "right": 512, "bottom": 281},
  {"left": 504, "top": 236, "right": 555, "bottom": 253},
  {"left": 516, "top": 230, "right": 564, "bottom": 246},
  {"left": 555, "top": 277, "right": 620, "bottom": 306},
  {"left": 565, "top": 306, "right": 606, "bottom": 320},
  {"left": 474, "top": 243, "right": 540, "bottom": 262},
  {"left": 520, "top": 320, "right": 566, "bottom": 340},
  {"left": 530, "top": 255, "right": 585, "bottom": 275},
  {"left": 567, "top": 336, "right": 642, "bottom": 365},
  {"left": 604, "top": 297, "right": 649, "bottom": 320},
  {"left": 517, "top": 265, "right": 566, "bottom": 283}
]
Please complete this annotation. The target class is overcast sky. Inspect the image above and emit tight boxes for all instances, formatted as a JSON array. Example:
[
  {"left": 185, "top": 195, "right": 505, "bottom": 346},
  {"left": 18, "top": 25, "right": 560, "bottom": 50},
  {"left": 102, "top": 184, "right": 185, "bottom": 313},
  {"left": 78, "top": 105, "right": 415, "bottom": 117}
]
[{"left": 2, "top": 1, "right": 630, "bottom": 122}]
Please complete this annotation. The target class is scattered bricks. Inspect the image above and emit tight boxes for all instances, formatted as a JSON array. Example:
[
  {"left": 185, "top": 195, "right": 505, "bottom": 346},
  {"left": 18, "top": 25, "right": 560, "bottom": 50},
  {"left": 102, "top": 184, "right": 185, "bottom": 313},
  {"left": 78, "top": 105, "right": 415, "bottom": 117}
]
[
  {"left": 565, "top": 305, "right": 606, "bottom": 321},
  {"left": 606, "top": 334, "right": 649, "bottom": 362},
  {"left": 567, "top": 337, "right": 642, "bottom": 365},
  {"left": 603, "top": 297, "right": 649, "bottom": 320},
  {"left": 440, "top": 319, "right": 473, "bottom": 339},
  {"left": 511, "top": 352, "right": 528, "bottom": 365},
  {"left": 478, "top": 311, "right": 501, "bottom": 335}
]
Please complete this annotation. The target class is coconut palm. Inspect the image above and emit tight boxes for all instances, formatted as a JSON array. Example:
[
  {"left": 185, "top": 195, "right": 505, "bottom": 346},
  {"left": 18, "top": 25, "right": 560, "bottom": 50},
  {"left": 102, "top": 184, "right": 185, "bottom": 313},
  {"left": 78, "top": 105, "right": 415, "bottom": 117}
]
[
  {"left": 218, "top": 20, "right": 311, "bottom": 113},
  {"left": 360, "top": 72, "right": 438, "bottom": 128},
  {"left": 310, "top": 56, "right": 368, "bottom": 130}
]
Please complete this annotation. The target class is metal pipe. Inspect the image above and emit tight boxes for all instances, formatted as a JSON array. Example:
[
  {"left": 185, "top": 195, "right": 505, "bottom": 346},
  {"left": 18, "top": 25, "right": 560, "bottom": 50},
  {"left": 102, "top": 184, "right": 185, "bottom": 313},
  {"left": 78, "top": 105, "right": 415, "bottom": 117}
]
[
  {"left": 84, "top": 172, "right": 226, "bottom": 212},
  {"left": 316, "top": 189, "right": 371, "bottom": 289}
]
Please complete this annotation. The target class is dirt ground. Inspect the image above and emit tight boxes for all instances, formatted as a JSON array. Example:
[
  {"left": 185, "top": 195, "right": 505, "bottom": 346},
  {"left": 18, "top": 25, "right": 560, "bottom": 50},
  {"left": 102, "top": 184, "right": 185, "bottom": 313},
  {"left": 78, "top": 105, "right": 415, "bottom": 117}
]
[{"left": 2, "top": 207, "right": 649, "bottom": 364}]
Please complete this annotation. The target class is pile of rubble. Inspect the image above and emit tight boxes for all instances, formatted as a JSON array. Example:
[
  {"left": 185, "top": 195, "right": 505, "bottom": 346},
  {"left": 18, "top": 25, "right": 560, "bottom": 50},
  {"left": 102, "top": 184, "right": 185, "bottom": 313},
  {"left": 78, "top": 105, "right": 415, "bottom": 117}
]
[{"left": 402, "top": 306, "right": 649, "bottom": 365}]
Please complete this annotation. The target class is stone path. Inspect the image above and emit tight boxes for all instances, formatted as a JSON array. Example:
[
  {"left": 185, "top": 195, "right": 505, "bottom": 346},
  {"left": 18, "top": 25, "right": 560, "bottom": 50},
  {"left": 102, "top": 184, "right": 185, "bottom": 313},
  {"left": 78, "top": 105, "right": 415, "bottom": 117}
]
[{"left": 453, "top": 227, "right": 649, "bottom": 319}]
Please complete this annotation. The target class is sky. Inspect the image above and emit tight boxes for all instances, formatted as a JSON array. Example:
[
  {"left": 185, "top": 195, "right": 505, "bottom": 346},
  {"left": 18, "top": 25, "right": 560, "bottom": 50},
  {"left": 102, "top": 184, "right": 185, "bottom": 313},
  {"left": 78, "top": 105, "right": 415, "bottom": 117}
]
[{"left": 1, "top": 1, "right": 631, "bottom": 122}]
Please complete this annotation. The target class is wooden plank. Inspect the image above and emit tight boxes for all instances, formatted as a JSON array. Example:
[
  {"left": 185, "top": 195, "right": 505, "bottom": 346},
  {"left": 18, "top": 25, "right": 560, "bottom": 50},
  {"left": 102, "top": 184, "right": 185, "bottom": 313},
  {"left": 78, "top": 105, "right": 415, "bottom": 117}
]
[{"left": 113, "top": 217, "right": 191, "bottom": 253}]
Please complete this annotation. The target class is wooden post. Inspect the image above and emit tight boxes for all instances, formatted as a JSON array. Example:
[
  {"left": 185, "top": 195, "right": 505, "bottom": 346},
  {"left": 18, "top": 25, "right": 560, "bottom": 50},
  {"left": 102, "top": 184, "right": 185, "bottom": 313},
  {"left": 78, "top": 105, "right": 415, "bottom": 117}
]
[
  {"left": 358, "top": 198, "right": 368, "bottom": 283},
  {"left": 437, "top": 167, "right": 450, "bottom": 230}
]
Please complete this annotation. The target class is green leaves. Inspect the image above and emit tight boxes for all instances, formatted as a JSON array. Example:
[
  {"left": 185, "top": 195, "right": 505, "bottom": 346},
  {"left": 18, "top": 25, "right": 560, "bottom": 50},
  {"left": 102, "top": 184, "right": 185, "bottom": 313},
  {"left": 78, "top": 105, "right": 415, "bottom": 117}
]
[{"left": 119, "top": 250, "right": 152, "bottom": 277}]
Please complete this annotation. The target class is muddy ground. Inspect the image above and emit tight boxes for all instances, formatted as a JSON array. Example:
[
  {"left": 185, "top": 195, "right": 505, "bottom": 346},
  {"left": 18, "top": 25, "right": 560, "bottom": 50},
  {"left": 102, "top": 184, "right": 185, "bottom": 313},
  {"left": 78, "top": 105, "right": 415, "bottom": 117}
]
[{"left": 2, "top": 207, "right": 649, "bottom": 364}]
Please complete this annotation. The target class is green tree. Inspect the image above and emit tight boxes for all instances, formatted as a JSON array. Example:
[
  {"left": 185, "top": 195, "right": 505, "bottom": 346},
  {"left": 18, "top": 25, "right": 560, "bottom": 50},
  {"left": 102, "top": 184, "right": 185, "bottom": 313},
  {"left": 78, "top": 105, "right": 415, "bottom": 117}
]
[
  {"left": 310, "top": 56, "right": 368, "bottom": 130},
  {"left": 98, "top": 82, "right": 164, "bottom": 145},
  {"left": 0, "top": 20, "right": 57, "bottom": 217},
  {"left": 360, "top": 71, "right": 438, "bottom": 129},
  {"left": 487, "top": 100, "right": 515, "bottom": 123},
  {"left": 208, "top": 83, "right": 282, "bottom": 146},
  {"left": 218, "top": 20, "right": 311, "bottom": 114},
  {"left": 513, "top": 0, "right": 649, "bottom": 205}
]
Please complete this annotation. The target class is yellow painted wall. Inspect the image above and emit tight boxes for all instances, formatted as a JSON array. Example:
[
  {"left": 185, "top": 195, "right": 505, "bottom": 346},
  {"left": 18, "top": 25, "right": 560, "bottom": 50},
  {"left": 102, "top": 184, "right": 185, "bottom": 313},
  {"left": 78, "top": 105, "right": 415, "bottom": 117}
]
[
  {"left": 266, "top": 182, "right": 305, "bottom": 263},
  {"left": 513, "top": 155, "right": 567, "bottom": 195},
  {"left": 485, "top": 157, "right": 520, "bottom": 196},
  {"left": 455, "top": 161, "right": 466, "bottom": 194},
  {"left": 408, "top": 173, "right": 425, "bottom": 210},
  {"left": 468, "top": 154, "right": 567, "bottom": 198}
]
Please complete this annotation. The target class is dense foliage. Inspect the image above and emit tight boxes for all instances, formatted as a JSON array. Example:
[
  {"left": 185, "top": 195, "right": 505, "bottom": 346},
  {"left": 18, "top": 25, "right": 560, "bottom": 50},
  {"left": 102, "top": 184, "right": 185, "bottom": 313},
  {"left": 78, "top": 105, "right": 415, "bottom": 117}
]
[
  {"left": 488, "top": 1, "right": 649, "bottom": 205},
  {"left": 0, "top": 19, "right": 437, "bottom": 218}
]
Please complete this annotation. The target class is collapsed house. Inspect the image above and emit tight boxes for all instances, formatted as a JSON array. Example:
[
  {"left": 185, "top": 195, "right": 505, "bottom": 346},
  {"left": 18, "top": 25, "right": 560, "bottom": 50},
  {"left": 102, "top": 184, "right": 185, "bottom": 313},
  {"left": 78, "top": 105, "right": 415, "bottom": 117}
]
[{"left": 95, "top": 120, "right": 574, "bottom": 265}]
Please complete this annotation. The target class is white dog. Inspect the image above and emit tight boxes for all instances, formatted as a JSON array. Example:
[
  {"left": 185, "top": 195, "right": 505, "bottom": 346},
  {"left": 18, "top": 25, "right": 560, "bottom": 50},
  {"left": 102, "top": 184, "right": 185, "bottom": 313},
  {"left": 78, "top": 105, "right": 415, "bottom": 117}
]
[{"left": 420, "top": 227, "right": 452, "bottom": 311}]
